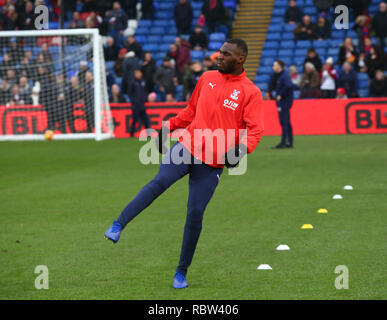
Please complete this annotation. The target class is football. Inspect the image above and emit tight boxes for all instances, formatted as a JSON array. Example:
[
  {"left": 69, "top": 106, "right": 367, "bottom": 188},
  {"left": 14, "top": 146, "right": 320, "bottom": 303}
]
[{"left": 44, "top": 130, "right": 54, "bottom": 141}]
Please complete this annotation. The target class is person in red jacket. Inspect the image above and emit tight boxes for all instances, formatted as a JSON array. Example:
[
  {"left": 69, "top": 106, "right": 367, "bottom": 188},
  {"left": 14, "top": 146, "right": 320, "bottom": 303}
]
[{"left": 104, "top": 39, "right": 264, "bottom": 289}]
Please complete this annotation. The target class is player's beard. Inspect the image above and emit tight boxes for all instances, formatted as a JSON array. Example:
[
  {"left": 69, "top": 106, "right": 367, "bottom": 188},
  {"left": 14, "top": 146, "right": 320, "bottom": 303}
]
[{"left": 218, "top": 60, "right": 236, "bottom": 74}]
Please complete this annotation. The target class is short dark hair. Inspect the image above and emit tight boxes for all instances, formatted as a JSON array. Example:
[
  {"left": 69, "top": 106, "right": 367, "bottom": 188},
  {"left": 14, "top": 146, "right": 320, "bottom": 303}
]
[
  {"left": 226, "top": 38, "right": 248, "bottom": 56},
  {"left": 275, "top": 60, "right": 285, "bottom": 69}
]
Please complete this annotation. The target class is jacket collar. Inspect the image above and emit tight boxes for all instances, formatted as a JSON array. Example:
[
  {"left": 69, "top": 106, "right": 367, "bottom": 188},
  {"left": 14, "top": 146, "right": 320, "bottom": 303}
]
[{"left": 219, "top": 69, "right": 246, "bottom": 81}]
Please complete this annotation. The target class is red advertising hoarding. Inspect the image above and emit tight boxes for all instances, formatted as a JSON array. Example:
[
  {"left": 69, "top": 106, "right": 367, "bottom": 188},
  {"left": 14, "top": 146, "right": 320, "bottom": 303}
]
[{"left": 1, "top": 98, "right": 387, "bottom": 138}]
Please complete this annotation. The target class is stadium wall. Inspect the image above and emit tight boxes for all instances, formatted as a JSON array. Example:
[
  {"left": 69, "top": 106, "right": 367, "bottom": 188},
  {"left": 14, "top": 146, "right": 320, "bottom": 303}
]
[{"left": 1, "top": 98, "right": 387, "bottom": 137}]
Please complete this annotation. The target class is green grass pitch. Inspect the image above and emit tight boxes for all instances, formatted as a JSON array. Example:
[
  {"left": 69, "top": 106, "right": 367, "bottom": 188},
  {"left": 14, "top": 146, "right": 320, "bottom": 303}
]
[{"left": 0, "top": 134, "right": 386, "bottom": 300}]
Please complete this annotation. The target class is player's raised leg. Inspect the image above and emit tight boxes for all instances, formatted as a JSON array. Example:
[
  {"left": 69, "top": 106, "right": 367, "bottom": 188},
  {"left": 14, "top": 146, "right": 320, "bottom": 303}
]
[{"left": 104, "top": 142, "right": 190, "bottom": 243}]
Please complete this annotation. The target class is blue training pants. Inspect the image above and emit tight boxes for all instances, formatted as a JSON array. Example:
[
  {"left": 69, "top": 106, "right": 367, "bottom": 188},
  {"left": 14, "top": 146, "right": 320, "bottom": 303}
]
[{"left": 117, "top": 142, "right": 223, "bottom": 276}]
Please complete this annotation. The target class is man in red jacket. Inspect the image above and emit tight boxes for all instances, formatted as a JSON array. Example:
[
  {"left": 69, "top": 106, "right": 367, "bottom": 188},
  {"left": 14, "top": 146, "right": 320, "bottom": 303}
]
[{"left": 104, "top": 39, "right": 264, "bottom": 289}]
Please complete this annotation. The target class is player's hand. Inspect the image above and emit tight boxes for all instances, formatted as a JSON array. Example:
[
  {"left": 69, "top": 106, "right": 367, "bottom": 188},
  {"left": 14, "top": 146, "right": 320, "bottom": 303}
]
[
  {"left": 156, "top": 126, "right": 168, "bottom": 154},
  {"left": 224, "top": 144, "right": 247, "bottom": 168}
]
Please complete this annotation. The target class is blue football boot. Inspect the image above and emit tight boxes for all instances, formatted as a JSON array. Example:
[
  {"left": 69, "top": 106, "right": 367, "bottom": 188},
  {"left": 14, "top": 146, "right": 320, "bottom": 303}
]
[
  {"left": 173, "top": 272, "right": 188, "bottom": 289},
  {"left": 104, "top": 220, "right": 123, "bottom": 243}
]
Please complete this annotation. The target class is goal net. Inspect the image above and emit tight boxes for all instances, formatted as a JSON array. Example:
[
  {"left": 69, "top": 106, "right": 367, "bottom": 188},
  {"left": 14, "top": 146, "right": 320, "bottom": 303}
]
[{"left": 0, "top": 29, "right": 114, "bottom": 141}]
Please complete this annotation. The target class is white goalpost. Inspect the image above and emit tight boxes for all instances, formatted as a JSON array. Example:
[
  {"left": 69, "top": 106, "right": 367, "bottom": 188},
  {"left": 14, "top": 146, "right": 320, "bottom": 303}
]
[{"left": 0, "top": 28, "right": 114, "bottom": 141}]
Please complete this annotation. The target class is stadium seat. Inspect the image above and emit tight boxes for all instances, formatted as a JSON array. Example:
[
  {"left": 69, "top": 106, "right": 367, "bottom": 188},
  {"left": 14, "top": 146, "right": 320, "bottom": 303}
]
[
  {"left": 158, "top": 2, "right": 174, "bottom": 10},
  {"left": 282, "top": 32, "right": 295, "bottom": 40},
  {"left": 278, "top": 49, "right": 293, "bottom": 57},
  {"left": 138, "top": 20, "right": 152, "bottom": 28},
  {"left": 190, "top": 50, "right": 204, "bottom": 61},
  {"left": 281, "top": 40, "right": 295, "bottom": 49},
  {"left": 268, "top": 24, "right": 283, "bottom": 32},
  {"left": 270, "top": 17, "right": 283, "bottom": 24},
  {"left": 284, "top": 24, "right": 297, "bottom": 32},
  {"left": 143, "top": 43, "right": 159, "bottom": 53},
  {"left": 162, "top": 35, "right": 177, "bottom": 44},
  {"left": 135, "top": 35, "right": 147, "bottom": 44},
  {"left": 269, "top": 33, "right": 281, "bottom": 41},
  {"left": 358, "top": 73, "right": 369, "bottom": 81},
  {"left": 262, "top": 57, "right": 275, "bottom": 66},
  {"left": 209, "top": 33, "right": 226, "bottom": 42},
  {"left": 153, "top": 20, "right": 172, "bottom": 27},
  {"left": 135, "top": 27, "right": 149, "bottom": 35},
  {"left": 315, "top": 48, "right": 326, "bottom": 57},
  {"left": 264, "top": 41, "right": 279, "bottom": 49},
  {"left": 296, "top": 40, "right": 312, "bottom": 48},
  {"left": 159, "top": 43, "right": 171, "bottom": 52},
  {"left": 272, "top": 8, "right": 286, "bottom": 16},
  {"left": 293, "top": 56, "right": 306, "bottom": 66},
  {"left": 327, "top": 48, "right": 339, "bottom": 57},
  {"left": 150, "top": 27, "right": 165, "bottom": 35},
  {"left": 312, "top": 40, "right": 328, "bottom": 48},
  {"left": 208, "top": 42, "right": 222, "bottom": 51},
  {"left": 255, "top": 74, "right": 271, "bottom": 83},
  {"left": 261, "top": 49, "right": 277, "bottom": 57},
  {"left": 358, "top": 89, "right": 369, "bottom": 97},
  {"left": 256, "top": 82, "right": 268, "bottom": 91},
  {"left": 257, "top": 65, "right": 273, "bottom": 74},
  {"left": 147, "top": 35, "right": 160, "bottom": 44},
  {"left": 280, "top": 57, "right": 292, "bottom": 66},
  {"left": 155, "top": 11, "right": 173, "bottom": 19}
]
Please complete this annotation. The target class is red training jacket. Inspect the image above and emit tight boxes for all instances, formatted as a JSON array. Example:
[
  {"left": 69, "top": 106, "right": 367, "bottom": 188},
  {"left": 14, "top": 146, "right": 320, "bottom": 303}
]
[{"left": 167, "top": 69, "right": 264, "bottom": 168}]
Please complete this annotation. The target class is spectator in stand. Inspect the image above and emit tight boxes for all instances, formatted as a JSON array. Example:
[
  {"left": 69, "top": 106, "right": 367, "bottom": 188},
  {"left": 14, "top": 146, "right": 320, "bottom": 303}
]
[
  {"left": 371, "top": 1, "right": 387, "bottom": 51},
  {"left": 166, "top": 43, "right": 178, "bottom": 64},
  {"left": 183, "top": 61, "right": 204, "bottom": 101},
  {"left": 110, "top": 83, "right": 127, "bottom": 103},
  {"left": 7, "top": 84, "right": 24, "bottom": 105},
  {"left": 141, "top": 0, "right": 154, "bottom": 20},
  {"left": 271, "top": 60, "right": 294, "bottom": 149},
  {"left": 70, "top": 11, "right": 85, "bottom": 29},
  {"left": 66, "top": 76, "right": 83, "bottom": 127},
  {"left": 5, "top": 69, "right": 17, "bottom": 87},
  {"left": 284, "top": 0, "right": 303, "bottom": 24},
  {"left": 299, "top": 62, "right": 321, "bottom": 99},
  {"left": 128, "top": 69, "right": 150, "bottom": 137},
  {"left": 304, "top": 48, "right": 322, "bottom": 72},
  {"left": 369, "top": 69, "right": 387, "bottom": 97},
  {"left": 123, "top": 35, "right": 143, "bottom": 59},
  {"left": 174, "top": 0, "right": 193, "bottom": 35},
  {"left": 364, "top": 44, "right": 387, "bottom": 79},
  {"left": 122, "top": 51, "right": 140, "bottom": 94},
  {"left": 315, "top": 15, "right": 331, "bottom": 40},
  {"left": 338, "top": 37, "right": 358, "bottom": 67},
  {"left": 203, "top": 56, "right": 217, "bottom": 71},
  {"left": 336, "top": 87, "right": 347, "bottom": 99},
  {"left": 78, "top": 60, "right": 90, "bottom": 87},
  {"left": 0, "top": 53, "right": 14, "bottom": 77},
  {"left": 7, "top": 38, "right": 24, "bottom": 64},
  {"left": 363, "top": 37, "right": 373, "bottom": 55},
  {"left": 82, "top": 71, "right": 95, "bottom": 133},
  {"left": 18, "top": 76, "right": 31, "bottom": 101},
  {"left": 19, "top": 52, "right": 34, "bottom": 78},
  {"left": 104, "top": 36, "right": 119, "bottom": 62},
  {"left": 5, "top": 5, "right": 18, "bottom": 30},
  {"left": 147, "top": 91, "right": 157, "bottom": 102},
  {"left": 141, "top": 51, "right": 156, "bottom": 94},
  {"left": 0, "top": 79, "right": 11, "bottom": 105},
  {"left": 166, "top": 93, "right": 176, "bottom": 102},
  {"left": 105, "top": 2, "right": 128, "bottom": 44},
  {"left": 289, "top": 65, "right": 301, "bottom": 89},
  {"left": 85, "top": 11, "right": 104, "bottom": 34},
  {"left": 319, "top": 57, "right": 337, "bottom": 98},
  {"left": 353, "top": 14, "right": 371, "bottom": 53},
  {"left": 348, "top": 0, "right": 371, "bottom": 19},
  {"left": 338, "top": 62, "right": 359, "bottom": 98},
  {"left": 175, "top": 37, "right": 191, "bottom": 82},
  {"left": 121, "top": 0, "right": 138, "bottom": 20},
  {"left": 189, "top": 25, "right": 208, "bottom": 50},
  {"left": 153, "top": 57, "right": 178, "bottom": 102},
  {"left": 294, "top": 15, "right": 317, "bottom": 41},
  {"left": 41, "top": 42, "right": 53, "bottom": 64},
  {"left": 313, "top": 0, "right": 333, "bottom": 15},
  {"left": 114, "top": 48, "right": 127, "bottom": 77},
  {"left": 17, "top": 1, "right": 35, "bottom": 30},
  {"left": 201, "top": 0, "right": 226, "bottom": 34}
]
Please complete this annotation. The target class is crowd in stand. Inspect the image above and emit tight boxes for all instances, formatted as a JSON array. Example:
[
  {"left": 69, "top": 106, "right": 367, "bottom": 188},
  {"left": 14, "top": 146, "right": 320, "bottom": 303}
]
[{"left": 270, "top": 0, "right": 387, "bottom": 99}]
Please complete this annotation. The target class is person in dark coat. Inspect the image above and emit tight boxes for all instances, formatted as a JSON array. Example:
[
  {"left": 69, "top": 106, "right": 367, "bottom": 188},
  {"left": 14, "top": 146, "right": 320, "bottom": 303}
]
[
  {"left": 189, "top": 25, "right": 208, "bottom": 50},
  {"left": 141, "top": 52, "right": 157, "bottom": 94},
  {"left": 272, "top": 60, "right": 294, "bottom": 149},
  {"left": 123, "top": 35, "right": 143, "bottom": 59},
  {"left": 201, "top": 0, "right": 225, "bottom": 34},
  {"left": 369, "top": 69, "right": 387, "bottom": 97},
  {"left": 122, "top": 51, "right": 140, "bottom": 94},
  {"left": 338, "top": 62, "right": 359, "bottom": 98},
  {"left": 304, "top": 48, "right": 323, "bottom": 72},
  {"left": 371, "top": 2, "right": 387, "bottom": 50},
  {"left": 141, "top": 0, "right": 154, "bottom": 20},
  {"left": 128, "top": 69, "right": 150, "bottom": 137},
  {"left": 284, "top": 0, "right": 303, "bottom": 24},
  {"left": 104, "top": 36, "right": 120, "bottom": 61},
  {"left": 315, "top": 15, "right": 331, "bottom": 40},
  {"left": 174, "top": 0, "right": 193, "bottom": 35},
  {"left": 294, "top": 15, "right": 317, "bottom": 41},
  {"left": 109, "top": 83, "right": 127, "bottom": 103}
]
